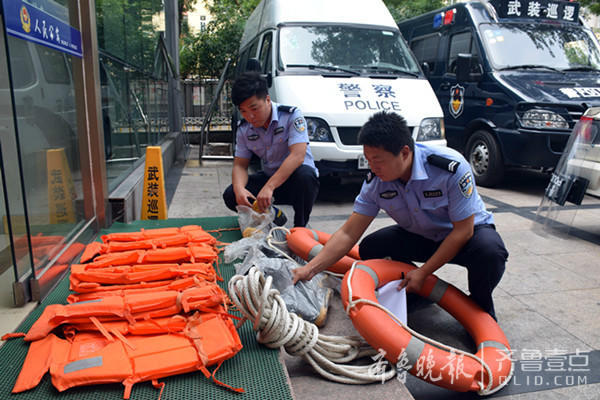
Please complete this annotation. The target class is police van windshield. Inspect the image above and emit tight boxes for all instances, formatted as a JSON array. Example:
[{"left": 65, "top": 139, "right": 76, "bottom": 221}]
[
  {"left": 479, "top": 23, "right": 600, "bottom": 71},
  {"left": 278, "top": 25, "right": 421, "bottom": 76}
]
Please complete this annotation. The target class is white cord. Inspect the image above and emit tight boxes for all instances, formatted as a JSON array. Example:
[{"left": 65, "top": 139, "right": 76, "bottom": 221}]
[
  {"left": 264, "top": 227, "right": 346, "bottom": 278},
  {"left": 344, "top": 261, "right": 514, "bottom": 395},
  {"left": 228, "top": 266, "right": 397, "bottom": 384}
]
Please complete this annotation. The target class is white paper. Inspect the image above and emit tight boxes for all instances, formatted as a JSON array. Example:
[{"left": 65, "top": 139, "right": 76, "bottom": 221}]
[{"left": 375, "top": 279, "right": 407, "bottom": 326}]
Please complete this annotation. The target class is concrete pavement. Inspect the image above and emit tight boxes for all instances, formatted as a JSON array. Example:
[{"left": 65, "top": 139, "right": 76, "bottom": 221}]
[{"left": 167, "top": 145, "right": 600, "bottom": 400}]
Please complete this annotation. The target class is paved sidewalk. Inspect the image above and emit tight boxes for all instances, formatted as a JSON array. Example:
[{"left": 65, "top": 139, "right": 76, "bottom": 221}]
[{"left": 167, "top": 146, "right": 600, "bottom": 400}]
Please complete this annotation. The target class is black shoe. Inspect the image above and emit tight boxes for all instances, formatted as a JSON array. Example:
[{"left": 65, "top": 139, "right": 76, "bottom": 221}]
[{"left": 272, "top": 206, "right": 287, "bottom": 226}]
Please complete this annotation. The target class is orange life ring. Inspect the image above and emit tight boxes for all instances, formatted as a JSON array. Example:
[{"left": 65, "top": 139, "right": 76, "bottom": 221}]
[
  {"left": 287, "top": 228, "right": 360, "bottom": 274},
  {"left": 341, "top": 259, "right": 513, "bottom": 394}
]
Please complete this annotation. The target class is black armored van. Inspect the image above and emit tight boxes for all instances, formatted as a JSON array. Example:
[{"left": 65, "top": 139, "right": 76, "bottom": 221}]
[{"left": 399, "top": 0, "right": 600, "bottom": 186}]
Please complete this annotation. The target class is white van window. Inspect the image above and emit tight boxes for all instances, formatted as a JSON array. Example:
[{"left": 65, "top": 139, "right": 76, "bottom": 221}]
[
  {"left": 278, "top": 25, "right": 420, "bottom": 74},
  {"left": 37, "top": 46, "right": 71, "bottom": 85},
  {"left": 259, "top": 32, "right": 273, "bottom": 73},
  {"left": 479, "top": 23, "right": 600, "bottom": 71},
  {"left": 246, "top": 40, "right": 260, "bottom": 69},
  {"left": 8, "top": 38, "right": 35, "bottom": 89}
]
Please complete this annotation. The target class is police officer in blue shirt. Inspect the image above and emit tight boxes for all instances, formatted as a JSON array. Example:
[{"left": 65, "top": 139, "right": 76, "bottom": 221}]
[
  {"left": 222, "top": 72, "right": 319, "bottom": 227},
  {"left": 292, "top": 111, "right": 507, "bottom": 320}
]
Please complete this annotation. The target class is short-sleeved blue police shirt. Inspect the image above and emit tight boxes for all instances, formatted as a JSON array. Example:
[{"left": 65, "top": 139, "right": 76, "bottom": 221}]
[
  {"left": 354, "top": 143, "right": 493, "bottom": 242},
  {"left": 234, "top": 102, "right": 318, "bottom": 177}
]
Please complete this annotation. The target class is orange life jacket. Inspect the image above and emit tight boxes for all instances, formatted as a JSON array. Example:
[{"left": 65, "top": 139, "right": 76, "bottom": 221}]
[
  {"left": 69, "top": 263, "right": 217, "bottom": 286},
  {"left": 68, "top": 275, "right": 206, "bottom": 299},
  {"left": 100, "top": 225, "right": 207, "bottom": 243},
  {"left": 81, "top": 232, "right": 218, "bottom": 263},
  {"left": 62, "top": 314, "right": 188, "bottom": 337},
  {"left": 13, "top": 311, "right": 243, "bottom": 398},
  {"left": 25, "top": 285, "right": 229, "bottom": 341},
  {"left": 86, "top": 245, "right": 218, "bottom": 268}
]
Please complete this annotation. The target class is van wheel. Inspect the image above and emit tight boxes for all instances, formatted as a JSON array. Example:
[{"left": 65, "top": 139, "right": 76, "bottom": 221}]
[{"left": 465, "top": 130, "right": 504, "bottom": 187}]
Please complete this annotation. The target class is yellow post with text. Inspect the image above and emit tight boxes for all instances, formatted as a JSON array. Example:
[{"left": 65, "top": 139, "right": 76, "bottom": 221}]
[
  {"left": 47, "top": 148, "right": 76, "bottom": 224},
  {"left": 141, "top": 146, "right": 167, "bottom": 220}
]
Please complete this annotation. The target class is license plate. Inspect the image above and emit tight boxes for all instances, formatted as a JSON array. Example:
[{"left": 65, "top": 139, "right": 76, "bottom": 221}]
[{"left": 358, "top": 154, "right": 369, "bottom": 170}]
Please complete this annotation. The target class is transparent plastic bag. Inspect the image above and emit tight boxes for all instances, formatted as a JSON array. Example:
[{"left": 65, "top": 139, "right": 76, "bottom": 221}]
[
  {"left": 224, "top": 228, "right": 331, "bottom": 326},
  {"left": 236, "top": 205, "right": 273, "bottom": 238}
]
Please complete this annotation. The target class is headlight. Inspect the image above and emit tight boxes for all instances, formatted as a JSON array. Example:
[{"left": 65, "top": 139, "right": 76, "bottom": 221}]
[
  {"left": 417, "top": 118, "right": 445, "bottom": 141},
  {"left": 306, "top": 117, "right": 334, "bottom": 142},
  {"left": 521, "top": 109, "right": 569, "bottom": 129}
]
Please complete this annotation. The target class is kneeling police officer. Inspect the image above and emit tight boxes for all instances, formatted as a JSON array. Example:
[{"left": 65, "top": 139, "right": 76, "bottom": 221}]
[{"left": 292, "top": 111, "right": 507, "bottom": 320}]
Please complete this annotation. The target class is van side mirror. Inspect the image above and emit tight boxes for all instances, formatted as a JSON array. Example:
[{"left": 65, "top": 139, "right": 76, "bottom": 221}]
[
  {"left": 421, "top": 62, "right": 431, "bottom": 77},
  {"left": 262, "top": 72, "right": 273, "bottom": 88},
  {"left": 456, "top": 53, "right": 481, "bottom": 82},
  {"left": 456, "top": 54, "right": 471, "bottom": 82},
  {"left": 246, "top": 58, "right": 261, "bottom": 72}
]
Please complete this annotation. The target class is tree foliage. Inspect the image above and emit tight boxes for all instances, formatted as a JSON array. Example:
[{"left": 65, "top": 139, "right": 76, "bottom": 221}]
[
  {"left": 579, "top": 0, "right": 600, "bottom": 16},
  {"left": 180, "top": 0, "right": 259, "bottom": 79},
  {"left": 383, "top": 0, "right": 445, "bottom": 21}
]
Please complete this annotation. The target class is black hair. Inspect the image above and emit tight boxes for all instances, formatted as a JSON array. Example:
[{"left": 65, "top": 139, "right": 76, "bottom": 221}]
[
  {"left": 231, "top": 72, "right": 268, "bottom": 106},
  {"left": 357, "top": 111, "right": 414, "bottom": 155}
]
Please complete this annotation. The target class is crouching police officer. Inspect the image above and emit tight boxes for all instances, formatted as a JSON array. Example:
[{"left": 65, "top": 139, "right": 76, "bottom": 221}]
[
  {"left": 222, "top": 72, "right": 319, "bottom": 227},
  {"left": 292, "top": 111, "right": 507, "bottom": 320}
]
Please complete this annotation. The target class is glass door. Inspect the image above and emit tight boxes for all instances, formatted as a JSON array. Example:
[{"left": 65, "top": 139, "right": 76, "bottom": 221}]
[{"left": 0, "top": 14, "right": 34, "bottom": 307}]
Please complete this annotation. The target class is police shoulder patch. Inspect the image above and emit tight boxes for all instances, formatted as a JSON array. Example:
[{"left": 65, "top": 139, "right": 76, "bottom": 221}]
[
  {"left": 379, "top": 190, "right": 398, "bottom": 200},
  {"left": 278, "top": 105, "right": 297, "bottom": 113},
  {"left": 458, "top": 171, "right": 474, "bottom": 199},
  {"left": 427, "top": 154, "right": 459, "bottom": 174},
  {"left": 293, "top": 117, "right": 306, "bottom": 133}
]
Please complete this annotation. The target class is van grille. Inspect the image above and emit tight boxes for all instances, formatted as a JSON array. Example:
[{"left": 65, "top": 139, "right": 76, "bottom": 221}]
[
  {"left": 337, "top": 126, "right": 417, "bottom": 145},
  {"left": 337, "top": 127, "right": 361, "bottom": 145}
]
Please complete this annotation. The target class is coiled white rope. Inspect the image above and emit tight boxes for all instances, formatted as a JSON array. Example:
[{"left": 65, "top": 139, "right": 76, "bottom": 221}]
[
  {"left": 344, "top": 261, "right": 514, "bottom": 395},
  {"left": 228, "top": 266, "right": 396, "bottom": 384}
]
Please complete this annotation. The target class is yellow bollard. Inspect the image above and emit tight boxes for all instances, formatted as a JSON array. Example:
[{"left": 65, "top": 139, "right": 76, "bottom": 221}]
[
  {"left": 141, "top": 146, "right": 167, "bottom": 220},
  {"left": 46, "top": 148, "right": 76, "bottom": 224}
]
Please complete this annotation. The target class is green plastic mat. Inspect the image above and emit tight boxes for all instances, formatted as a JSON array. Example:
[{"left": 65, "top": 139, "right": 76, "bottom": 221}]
[{"left": 0, "top": 217, "right": 293, "bottom": 400}]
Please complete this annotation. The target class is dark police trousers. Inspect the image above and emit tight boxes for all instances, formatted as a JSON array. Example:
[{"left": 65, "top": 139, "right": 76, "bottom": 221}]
[
  {"left": 358, "top": 224, "right": 508, "bottom": 320},
  {"left": 222, "top": 164, "right": 319, "bottom": 227}
]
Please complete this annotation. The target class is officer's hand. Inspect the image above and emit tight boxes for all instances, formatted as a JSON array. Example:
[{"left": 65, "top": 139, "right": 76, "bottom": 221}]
[
  {"left": 292, "top": 265, "right": 315, "bottom": 284},
  {"left": 256, "top": 185, "right": 274, "bottom": 212},
  {"left": 397, "top": 268, "right": 426, "bottom": 293},
  {"left": 235, "top": 188, "right": 254, "bottom": 208}
]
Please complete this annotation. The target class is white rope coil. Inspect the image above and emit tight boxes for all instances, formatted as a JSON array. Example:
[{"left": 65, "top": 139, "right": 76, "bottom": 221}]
[{"left": 228, "top": 266, "right": 397, "bottom": 384}]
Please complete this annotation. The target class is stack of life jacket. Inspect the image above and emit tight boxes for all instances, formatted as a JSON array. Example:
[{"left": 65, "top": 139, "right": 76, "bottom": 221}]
[{"left": 5, "top": 225, "right": 244, "bottom": 399}]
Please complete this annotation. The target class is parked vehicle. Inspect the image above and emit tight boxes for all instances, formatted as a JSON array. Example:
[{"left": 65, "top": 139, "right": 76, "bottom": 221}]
[
  {"left": 234, "top": 0, "right": 446, "bottom": 177},
  {"left": 399, "top": 0, "right": 600, "bottom": 186}
]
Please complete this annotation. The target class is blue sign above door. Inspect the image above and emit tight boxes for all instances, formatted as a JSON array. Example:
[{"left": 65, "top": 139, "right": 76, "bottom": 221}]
[{"left": 2, "top": 0, "right": 82, "bottom": 58}]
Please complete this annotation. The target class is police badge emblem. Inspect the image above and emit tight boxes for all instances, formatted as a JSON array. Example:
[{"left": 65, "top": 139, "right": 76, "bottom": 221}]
[
  {"left": 449, "top": 84, "right": 465, "bottom": 118},
  {"left": 459, "top": 171, "right": 474, "bottom": 198},
  {"left": 294, "top": 117, "right": 306, "bottom": 132}
]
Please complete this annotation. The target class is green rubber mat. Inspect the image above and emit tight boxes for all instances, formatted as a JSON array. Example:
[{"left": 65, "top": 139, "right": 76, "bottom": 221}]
[{"left": 0, "top": 217, "right": 293, "bottom": 400}]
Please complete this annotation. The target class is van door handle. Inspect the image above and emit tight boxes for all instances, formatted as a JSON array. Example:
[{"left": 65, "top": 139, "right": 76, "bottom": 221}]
[{"left": 439, "top": 82, "right": 451, "bottom": 91}]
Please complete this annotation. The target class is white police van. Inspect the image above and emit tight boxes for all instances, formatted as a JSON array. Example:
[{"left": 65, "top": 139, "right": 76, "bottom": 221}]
[{"left": 235, "top": 0, "right": 446, "bottom": 177}]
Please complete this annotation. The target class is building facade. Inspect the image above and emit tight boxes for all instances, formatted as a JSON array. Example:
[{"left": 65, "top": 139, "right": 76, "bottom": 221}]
[{"left": 0, "top": 0, "right": 180, "bottom": 307}]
